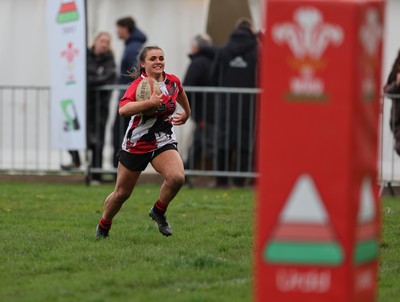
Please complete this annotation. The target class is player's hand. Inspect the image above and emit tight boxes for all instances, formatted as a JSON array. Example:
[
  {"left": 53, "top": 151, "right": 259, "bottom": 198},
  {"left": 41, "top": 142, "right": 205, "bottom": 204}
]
[
  {"left": 148, "top": 91, "right": 163, "bottom": 110},
  {"left": 142, "top": 92, "right": 162, "bottom": 116},
  {"left": 172, "top": 111, "right": 189, "bottom": 125}
]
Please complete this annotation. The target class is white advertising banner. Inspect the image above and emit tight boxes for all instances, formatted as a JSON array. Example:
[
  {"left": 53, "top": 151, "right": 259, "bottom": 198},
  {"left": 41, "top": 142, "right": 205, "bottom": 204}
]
[{"left": 46, "top": 0, "right": 86, "bottom": 149}]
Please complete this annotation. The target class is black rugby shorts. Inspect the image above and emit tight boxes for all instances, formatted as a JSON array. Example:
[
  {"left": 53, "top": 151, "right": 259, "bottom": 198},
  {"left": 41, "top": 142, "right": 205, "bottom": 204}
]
[{"left": 118, "top": 143, "right": 178, "bottom": 171}]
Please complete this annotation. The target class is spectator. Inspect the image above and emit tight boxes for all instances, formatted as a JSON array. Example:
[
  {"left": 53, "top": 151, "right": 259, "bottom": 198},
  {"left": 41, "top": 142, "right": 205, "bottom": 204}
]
[
  {"left": 61, "top": 32, "right": 116, "bottom": 179},
  {"left": 95, "top": 46, "right": 191, "bottom": 239},
  {"left": 384, "top": 49, "right": 400, "bottom": 155},
  {"left": 112, "top": 16, "right": 147, "bottom": 168},
  {"left": 209, "top": 17, "right": 259, "bottom": 187},
  {"left": 182, "top": 34, "right": 215, "bottom": 181}
]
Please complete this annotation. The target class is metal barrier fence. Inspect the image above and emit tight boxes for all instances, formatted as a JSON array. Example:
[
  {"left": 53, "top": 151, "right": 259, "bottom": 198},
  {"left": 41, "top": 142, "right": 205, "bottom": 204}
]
[
  {"left": 1, "top": 85, "right": 399, "bottom": 189},
  {"left": 174, "top": 86, "right": 260, "bottom": 186},
  {"left": 380, "top": 93, "right": 400, "bottom": 193},
  {"left": 0, "top": 85, "right": 260, "bottom": 185},
  {"left": 0, "top": 86, "right": 63, "bottom": 173}
]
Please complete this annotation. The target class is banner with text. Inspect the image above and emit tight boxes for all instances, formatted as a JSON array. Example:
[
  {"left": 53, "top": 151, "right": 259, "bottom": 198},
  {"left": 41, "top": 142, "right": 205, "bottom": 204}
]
[{"left": 46, "top": 0, "right": 86, "bottom": 149}]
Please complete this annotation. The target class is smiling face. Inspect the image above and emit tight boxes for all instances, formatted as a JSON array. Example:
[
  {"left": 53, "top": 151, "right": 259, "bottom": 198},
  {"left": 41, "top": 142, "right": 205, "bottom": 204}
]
[{"left": 141, "top": 48, "right": 165, "bottom": 80}]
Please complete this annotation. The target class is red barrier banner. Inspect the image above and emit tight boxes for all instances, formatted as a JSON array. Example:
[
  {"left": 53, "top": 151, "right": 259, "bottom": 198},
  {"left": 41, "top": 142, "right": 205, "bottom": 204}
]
[{"left": 255, "top": 1, "right": 384, "bottom": 301}]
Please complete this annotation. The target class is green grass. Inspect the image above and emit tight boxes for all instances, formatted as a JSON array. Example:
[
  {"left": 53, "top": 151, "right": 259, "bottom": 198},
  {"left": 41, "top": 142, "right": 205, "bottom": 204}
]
[
  {"left": 0, "top": 182, "right": 253, "bottom": 302},
  {"left": 379, "top": 196, "right": 400, "bottom": 302},
  {"left": 0, "top": 181, "right": 399, "bottom": 302}
]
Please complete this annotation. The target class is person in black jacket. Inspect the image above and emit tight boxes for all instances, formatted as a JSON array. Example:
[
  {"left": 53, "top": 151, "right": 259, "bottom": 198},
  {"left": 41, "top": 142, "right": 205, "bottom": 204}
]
[
  {"left": 183, "top": 34, "right": 215, "bottom": 178},
  {"left": 112, "top": 16, "right": 147, "bottom": 169},
  {"left": 61, "top": 32, "right": 116, "bottom": 181},
  {"left": 210, "top": 18, "right": 258, "bottom": 187},
  {"left": 384, "top": 49, "right": 400, "bottom": 155}
]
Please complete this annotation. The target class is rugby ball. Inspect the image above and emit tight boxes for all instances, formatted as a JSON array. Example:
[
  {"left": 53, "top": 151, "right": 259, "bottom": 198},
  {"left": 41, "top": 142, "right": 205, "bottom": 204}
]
[{"left": 135, "top": 77, "right": 161, "bottom": 102}]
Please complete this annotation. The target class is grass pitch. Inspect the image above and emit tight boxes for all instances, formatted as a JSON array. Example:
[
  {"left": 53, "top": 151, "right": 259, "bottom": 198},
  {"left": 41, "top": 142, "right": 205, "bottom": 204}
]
[
  {"left": 0, "top": 181, "right": 399, "bottom": 302},
  {"left": 0, "top": 182, "right": 253, "bottom": 302}
]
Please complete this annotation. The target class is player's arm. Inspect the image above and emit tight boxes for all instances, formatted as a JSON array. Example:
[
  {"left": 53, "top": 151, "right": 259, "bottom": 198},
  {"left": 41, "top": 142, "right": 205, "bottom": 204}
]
[
  {"left": 119, "top": 91, "right": 162, "bottom": 117},
  {"left": 173, "top": 90, "right": 191, "bottom": 125}
]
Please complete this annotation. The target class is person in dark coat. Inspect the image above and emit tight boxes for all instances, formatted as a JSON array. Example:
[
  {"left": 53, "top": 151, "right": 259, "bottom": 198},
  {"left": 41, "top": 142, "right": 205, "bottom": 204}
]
[
  {"left": 86, "top": 32, "right": 116, "bottom": 181},
  {"left": 61, "top": 32, "right": 116, "bottom": 181},
  {"left": 210, "top": 17, "right": 258, "bottom": 187},
  {"left": 183, "top": 34, "right": 215, "bottom": 177},
  {"left": 384, "top": 49, "right": 400, "bottom": 155},
  {"left": 112, "top": 16, "right": 147, "bottom": 168}
]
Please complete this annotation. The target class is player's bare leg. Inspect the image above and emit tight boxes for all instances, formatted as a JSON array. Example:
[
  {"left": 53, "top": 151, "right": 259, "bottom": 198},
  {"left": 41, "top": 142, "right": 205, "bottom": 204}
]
[
  {"left": 104, "top": 163, "right": 141, "bottom": 219},
  {"left": 152, "top": 149, "right": 185, "bottom": 203},
  {"left": 96, "top": 163, "right": 141, "bottom": 238},
  {"left": 149, "top": 149, "right": 185, "bottom": 236}
]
